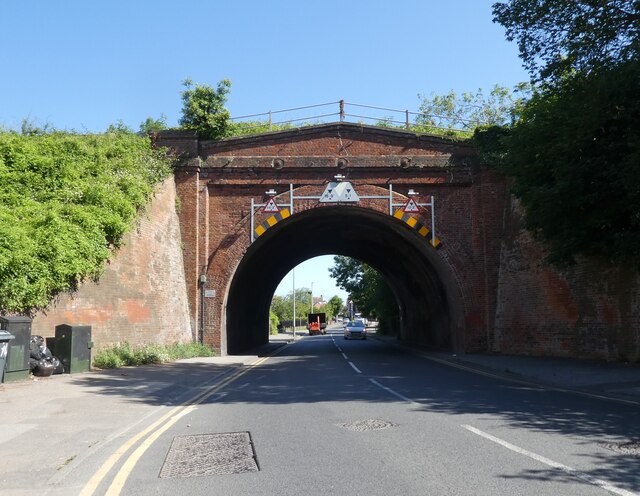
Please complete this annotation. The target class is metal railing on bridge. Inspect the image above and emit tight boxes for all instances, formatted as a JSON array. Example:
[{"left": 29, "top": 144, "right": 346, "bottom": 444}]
[{"left": 229, "top": 100, "right": 477, "bottom": 136}]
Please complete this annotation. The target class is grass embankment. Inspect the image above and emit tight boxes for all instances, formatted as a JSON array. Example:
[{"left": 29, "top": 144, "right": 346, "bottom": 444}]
[{"left": 93, "top": 341, "right": 215, "bottom": 369}]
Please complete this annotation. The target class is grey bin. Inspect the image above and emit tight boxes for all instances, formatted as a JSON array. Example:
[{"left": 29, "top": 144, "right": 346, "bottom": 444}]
[
  {"left": 0, "top": 316, "right": 32, "bottom": 382},
  {"left": 55, "top": 325, "right": 92, "bottom": 373},
  {"left": 0, "top": 330, "right": 16, "bottom": 383}
]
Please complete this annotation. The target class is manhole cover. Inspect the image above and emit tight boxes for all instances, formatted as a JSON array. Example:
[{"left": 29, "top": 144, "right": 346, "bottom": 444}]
[
  {"left": 337, "top": 419, "right": 397, "bottom": 432},
  {"left": 159, "top": 432, "right": 259, "bottom": 478},
  {"left": 600, "top": 441, "right": 640, "bottom": 457}
]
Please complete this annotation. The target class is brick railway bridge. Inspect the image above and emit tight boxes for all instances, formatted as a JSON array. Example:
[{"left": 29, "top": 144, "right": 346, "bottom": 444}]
[
  {"left": 150, "top": 122, "right": 639, "bottom": 362},
  {"left": 157, "top": 123, "right": 505, "bottom": 355},
  {"left": 32, "top": 121, "right": 638, "bottom": 361}
]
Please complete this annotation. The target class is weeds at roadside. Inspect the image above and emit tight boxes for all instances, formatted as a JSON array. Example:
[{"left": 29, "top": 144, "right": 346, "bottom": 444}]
[{"left": 93, "top": 341, "right": 215, "bottom": 369}]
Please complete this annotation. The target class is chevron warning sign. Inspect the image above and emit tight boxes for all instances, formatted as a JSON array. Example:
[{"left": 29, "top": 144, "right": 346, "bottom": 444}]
[
  {"left": 393, "top": 209, "right": 441, "bottom": 248},
  {"left": 254, "top": 209, "right": 291, "bottom": 237}
]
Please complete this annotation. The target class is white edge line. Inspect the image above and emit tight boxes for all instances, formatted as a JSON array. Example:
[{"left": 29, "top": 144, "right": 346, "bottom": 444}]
[
  {"left": 461, "top": 425, "right": 639, "bottom": 496},
  {"left": 349, "top": 362, "right": 362, "bottom": 374},
  {"left": 369, "top": 378, "right": 418, "bottom": 405}
]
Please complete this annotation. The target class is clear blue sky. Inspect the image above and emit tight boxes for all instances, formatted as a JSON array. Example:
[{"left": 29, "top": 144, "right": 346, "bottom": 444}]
[{"left": 0, "top": 0, "right": 528, "bottom": 302}]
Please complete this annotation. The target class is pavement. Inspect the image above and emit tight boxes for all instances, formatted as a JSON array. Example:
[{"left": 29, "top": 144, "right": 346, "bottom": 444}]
[{"left": 0, "top": 330, "right": 639, "bottom": 495}]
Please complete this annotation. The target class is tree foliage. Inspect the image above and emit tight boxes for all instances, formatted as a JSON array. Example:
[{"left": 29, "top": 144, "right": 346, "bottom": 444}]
[
  {"left": 416, "top": 84, "right": 530, "bottom": 131},
  {"left": 270, "top": 287, "right": 343, "bottom": 329},
  {"left": 0, "top": 131, "right": 172, "bottom": 314},
  {"left": 179, "top": 78, "right": 232, "bottom": 140},
  {"left": 327, "top": 295, "right": 343, "bottom": 318},
  {"left": 139, "top": 114, "right": 168, "bottom": 135},
  {"left": 493, "top": 0, "right": 640, "bottom": 85},
  {"left": 485, "top": 1, "right": 640, "bottom": 268},
  {"left": 480, "top": 61, "right": 640, "bottom": 266},
  {"left": 329, "top": 256, "right": 399, "bottom": 334}
]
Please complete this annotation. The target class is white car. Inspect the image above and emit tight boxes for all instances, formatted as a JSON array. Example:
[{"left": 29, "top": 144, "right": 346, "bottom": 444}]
[{"left": 344, "top": 320, "right": 367, "bottom": 340}]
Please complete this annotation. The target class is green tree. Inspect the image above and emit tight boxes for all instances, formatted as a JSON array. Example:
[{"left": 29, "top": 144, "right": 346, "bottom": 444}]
[
  {"left": 329, "top": 256, "right": 399, "bottom": 335},
  {"left": 416, "top": 84, "right": 529, "bottom": 132},
  {"left": 139, "top": 115, "right": 168, "bottom": 135},
  {"left": 484, "top": 1, "right": 640, "bottom": 267},
  {"left": 269, "top": 287, "right": 312, "bottom": 326},
  {"left": 493, "top": 0, "right": 639, "bottom": 84},
  {"left": 327, "top": 295, "right": 343, "bottom": 318},
  {"left": 179, "top": 78, "right": 232, "bottom": 140},
  {"left": 269, "top": 309, "right": 280, "bottom": 335},
  {"left": 481, "top": 61, "right": 640, "bottom": 267},
  {"left": 270, "top": 294, "right": 291, "bottom": 322}
]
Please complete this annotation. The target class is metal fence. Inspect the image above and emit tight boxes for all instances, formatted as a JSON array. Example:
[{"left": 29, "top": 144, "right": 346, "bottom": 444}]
[{"left": 229, "top": 100, "right": 473, "bottom": 134}]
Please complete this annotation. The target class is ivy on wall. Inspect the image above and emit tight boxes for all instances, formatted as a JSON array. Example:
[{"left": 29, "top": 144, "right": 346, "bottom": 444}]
[{"left": 0, "top": 130, "right": 173, "bottom": 314}]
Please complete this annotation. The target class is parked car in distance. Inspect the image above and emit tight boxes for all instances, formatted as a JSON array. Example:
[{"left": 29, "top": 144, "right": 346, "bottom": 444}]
[{"left": 344, "top": 320, "right": 367, "bottom": 340}]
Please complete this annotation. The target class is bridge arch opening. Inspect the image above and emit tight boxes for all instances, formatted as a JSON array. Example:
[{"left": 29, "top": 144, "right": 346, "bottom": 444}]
[{"left": 226, "top": 205, "right": 465, "bottom": 354}]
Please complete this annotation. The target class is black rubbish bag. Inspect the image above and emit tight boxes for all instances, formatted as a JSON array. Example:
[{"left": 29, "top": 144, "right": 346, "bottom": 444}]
[
  {"left": 30, "top": 335, "right": 62, "bottom": 375},
  {"left": 52, "top": 357, "right": 64, "bottom": 375},
  {"left": 32, "top": 359, "right": 55, "bottom": 377}
]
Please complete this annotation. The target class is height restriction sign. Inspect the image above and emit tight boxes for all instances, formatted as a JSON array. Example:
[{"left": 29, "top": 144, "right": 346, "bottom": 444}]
[
  {"left": 402, "top": 198, "right": 421, "bottom": 213},
  {"left": 262, "top": 197, "right": 280, "bottom": 213}
]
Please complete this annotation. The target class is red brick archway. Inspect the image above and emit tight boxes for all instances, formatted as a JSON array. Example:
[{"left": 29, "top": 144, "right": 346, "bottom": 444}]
[{"left": 158, "top": 123, "right": 506, "bottom": 355}]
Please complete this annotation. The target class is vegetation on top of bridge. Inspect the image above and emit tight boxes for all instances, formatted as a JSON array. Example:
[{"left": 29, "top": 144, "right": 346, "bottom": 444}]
[
  {"left": 168, "top": 80, "right": 523, "bottom": 141},
  {"left": 0, "top": 128, "right": 173, "bottom": 314}
]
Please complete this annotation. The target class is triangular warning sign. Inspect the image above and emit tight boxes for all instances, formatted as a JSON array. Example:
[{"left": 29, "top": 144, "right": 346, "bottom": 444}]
[
  {"left": 319, "top": 181, "right": 360, "bottom": 203},
  {"left": 402, "top": 198, "right": 420, "bottom": 213},
  {"left": 262, "top": 197, "right": 280, "bottom": 213}
]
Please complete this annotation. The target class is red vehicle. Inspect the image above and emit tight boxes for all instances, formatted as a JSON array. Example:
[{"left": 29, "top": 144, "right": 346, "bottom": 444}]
[{"left": 307, "top": 313, "right": 327, "bottom": 335}]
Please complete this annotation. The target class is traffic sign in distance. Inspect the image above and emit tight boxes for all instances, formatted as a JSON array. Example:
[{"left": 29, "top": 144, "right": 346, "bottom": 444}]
[
  {"left": 402, "top": 198, "right": 421, "bottom": 213},
  {"left": 262, "top": 197, "right": 280, "bottom": 213}
]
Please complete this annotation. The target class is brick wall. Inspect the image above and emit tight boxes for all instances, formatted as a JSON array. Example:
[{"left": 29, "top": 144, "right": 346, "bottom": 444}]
[
  {"left": 32, "top": 177, "right": 193, "bottom": 351},
  {"left": 494, "top": 196, "right": 640, "bottom": 361},
  {"left": 155, "top": 124, "right": 640, "bottom": 362}
]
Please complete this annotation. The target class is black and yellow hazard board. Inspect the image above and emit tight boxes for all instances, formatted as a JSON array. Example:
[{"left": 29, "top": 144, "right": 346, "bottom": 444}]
[
  {"left": 254, "top": 208, "right": 291, "bottom": 237},
  {"left": 393, "top": 210, "right": 441, "bottom": 248}
]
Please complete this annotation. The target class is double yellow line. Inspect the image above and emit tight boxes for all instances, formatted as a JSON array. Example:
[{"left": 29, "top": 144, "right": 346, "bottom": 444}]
[{"left": 80, "top": 354, "right": 274, "bottom": 496}]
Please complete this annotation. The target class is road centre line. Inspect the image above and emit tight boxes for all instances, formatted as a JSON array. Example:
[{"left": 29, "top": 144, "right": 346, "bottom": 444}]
[
  {"left": 80, "top": 351, "right": 278, "bottom": 496},
  {"left": 369, "top": 378, "right": 419, "bottom": 405},
  {"left": 461, "top": 425, "right": 639, "bottom": 496},
  {"left": 342, "top": 352, "right": 348, "bottom": 360},
  {"left": 349, "top": 362, "right": 362, "bottom": 374}
]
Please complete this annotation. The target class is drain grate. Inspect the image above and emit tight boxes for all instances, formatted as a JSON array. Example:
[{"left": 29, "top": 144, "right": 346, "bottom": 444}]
[
  {"left": 337, "top": 419, "right": 398, "bottom": 432},
  {"left": 600, "top": 441, "right": 640, "bottom": 457},
  {"left": 159, "top": 432, "right": 259, "bottom": 478}
]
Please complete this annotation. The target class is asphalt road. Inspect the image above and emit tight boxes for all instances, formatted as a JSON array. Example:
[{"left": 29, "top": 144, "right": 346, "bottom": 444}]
[{"left": 67, "top": 327, "right": 640, "bottom": 496}]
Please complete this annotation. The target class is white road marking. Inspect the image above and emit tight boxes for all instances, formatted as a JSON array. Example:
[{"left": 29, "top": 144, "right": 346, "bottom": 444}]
[
  {"left": 369, "top": 378, "right": 419, "bottom": 405},
  {"left": 461, "top": 425, "right": 639, "bottom": 496},
  {"left": 341, "top": 352, "right": 348, "bottom": 360},
  {"left": 349, "top": 362, "right": 362, "bottom": 374}
]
